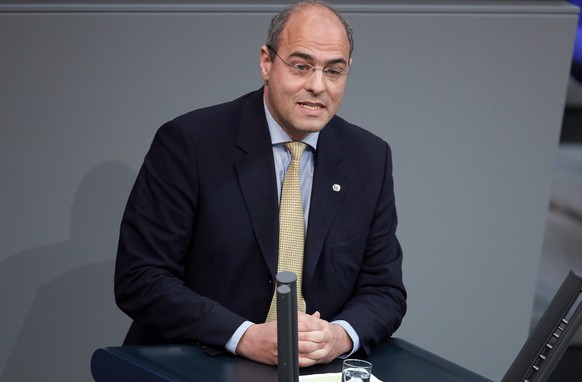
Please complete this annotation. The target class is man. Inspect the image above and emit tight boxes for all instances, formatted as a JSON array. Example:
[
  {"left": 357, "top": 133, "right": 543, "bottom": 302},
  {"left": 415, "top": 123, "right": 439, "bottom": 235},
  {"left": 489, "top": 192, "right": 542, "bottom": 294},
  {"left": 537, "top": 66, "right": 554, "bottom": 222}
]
[{"left": 114, "top": 0, "right": 406, "bottom": 367}]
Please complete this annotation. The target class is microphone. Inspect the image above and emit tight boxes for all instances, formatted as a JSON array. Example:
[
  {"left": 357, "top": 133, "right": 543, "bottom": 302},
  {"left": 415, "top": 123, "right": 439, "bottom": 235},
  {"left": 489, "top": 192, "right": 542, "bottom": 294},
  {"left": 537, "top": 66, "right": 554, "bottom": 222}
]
[{"left": 276, "top": 271, "right": 299, "bottom": 382}]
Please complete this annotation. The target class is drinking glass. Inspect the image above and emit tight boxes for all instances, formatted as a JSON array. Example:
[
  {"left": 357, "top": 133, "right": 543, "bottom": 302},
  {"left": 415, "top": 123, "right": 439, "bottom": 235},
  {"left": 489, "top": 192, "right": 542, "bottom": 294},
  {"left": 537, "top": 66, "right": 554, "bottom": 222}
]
[{"left": 342, "top": 359, "right": 372, "bottom": 382}]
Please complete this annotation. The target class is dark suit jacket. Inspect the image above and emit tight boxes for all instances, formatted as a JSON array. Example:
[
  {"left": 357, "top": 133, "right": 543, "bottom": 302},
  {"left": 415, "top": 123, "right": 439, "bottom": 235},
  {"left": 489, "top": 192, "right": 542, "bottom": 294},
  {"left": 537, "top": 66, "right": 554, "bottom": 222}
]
[{"left": 114, "top": 88, "right": 406, "bottom": 355}]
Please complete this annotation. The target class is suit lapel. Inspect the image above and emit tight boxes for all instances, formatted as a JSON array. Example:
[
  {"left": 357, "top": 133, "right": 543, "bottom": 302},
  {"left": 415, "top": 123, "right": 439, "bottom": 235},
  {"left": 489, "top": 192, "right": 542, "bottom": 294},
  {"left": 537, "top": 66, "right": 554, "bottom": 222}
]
[
  {"left": 234, "top": 91, "right": 280, "bottom": 277},
  {"left": 304, "top": 122, "right": 348, "bottom": 290},
  {"left": 234, "top": 94, "right": 350, "bottom": 287}
]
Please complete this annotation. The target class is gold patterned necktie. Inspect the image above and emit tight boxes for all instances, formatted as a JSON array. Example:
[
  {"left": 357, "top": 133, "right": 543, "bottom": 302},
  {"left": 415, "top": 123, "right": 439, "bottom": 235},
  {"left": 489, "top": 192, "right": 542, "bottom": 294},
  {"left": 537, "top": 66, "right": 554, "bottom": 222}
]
[{"left": 266, "top": 141, "right": 307, "bottom": 322}]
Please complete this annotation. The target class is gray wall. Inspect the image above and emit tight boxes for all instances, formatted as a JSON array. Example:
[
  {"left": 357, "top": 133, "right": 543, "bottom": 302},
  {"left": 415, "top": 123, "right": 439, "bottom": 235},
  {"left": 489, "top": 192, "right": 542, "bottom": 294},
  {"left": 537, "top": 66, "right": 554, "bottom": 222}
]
[{"left": 0, "top": 1, "right": 578, "bottom": 381}]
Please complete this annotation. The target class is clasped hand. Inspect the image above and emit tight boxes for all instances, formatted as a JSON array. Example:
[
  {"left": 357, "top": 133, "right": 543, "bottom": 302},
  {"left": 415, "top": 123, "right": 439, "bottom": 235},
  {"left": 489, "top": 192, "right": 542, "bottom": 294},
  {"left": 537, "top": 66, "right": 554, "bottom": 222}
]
[{"left": 236, "top": 311, "right": 353, "bottom": 367}]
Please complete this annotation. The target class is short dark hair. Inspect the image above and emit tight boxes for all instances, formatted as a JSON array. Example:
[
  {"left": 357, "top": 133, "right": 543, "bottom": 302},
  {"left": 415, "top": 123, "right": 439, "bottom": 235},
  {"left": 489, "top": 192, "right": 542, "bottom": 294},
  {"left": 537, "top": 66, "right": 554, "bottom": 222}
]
[{"left": 265, "top": 0, "right": 354, "bottom": 60}]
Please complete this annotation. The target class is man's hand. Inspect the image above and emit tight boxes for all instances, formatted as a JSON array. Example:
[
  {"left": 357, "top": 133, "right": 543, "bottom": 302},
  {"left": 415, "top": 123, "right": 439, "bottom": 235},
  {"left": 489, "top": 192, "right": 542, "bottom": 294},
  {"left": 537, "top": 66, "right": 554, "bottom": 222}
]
[
  {"left": 235, "top": 321, "right": 278, "bottom": 365},
  {"left": 235, "top": 312, "right": 353, "bottom": 367},
  {"left": 297, "top": 311, "right": 353, "bottom": 367}
]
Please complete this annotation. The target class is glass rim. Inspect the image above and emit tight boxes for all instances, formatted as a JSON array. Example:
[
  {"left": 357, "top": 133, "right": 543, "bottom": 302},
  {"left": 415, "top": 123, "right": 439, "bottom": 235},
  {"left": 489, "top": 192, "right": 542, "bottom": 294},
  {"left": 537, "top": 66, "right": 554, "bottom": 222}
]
[{"left": 343, "top": 358, "right": 372, "bottom": 367}]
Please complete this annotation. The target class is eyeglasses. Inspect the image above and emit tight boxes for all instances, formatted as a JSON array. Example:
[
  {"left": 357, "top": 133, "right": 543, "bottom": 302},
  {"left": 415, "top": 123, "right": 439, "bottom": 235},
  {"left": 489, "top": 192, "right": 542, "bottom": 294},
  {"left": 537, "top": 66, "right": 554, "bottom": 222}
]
[{"left": 267, "top": 45, "right": 350, "bottom": 81}]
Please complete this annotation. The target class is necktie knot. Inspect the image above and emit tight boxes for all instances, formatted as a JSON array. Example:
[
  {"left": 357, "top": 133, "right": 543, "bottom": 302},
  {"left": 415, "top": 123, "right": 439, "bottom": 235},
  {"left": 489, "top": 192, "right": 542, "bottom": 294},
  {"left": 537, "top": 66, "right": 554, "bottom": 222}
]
[{"left": 285, "top": 141, "right": 306, "bottom": 161}]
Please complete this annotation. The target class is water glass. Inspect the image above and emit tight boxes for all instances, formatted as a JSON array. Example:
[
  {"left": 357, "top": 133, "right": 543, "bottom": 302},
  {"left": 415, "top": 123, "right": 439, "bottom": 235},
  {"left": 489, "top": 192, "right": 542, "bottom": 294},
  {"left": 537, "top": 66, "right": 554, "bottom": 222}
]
[{"left": 342, "top": 358, "right": 372, "bottom": 382}]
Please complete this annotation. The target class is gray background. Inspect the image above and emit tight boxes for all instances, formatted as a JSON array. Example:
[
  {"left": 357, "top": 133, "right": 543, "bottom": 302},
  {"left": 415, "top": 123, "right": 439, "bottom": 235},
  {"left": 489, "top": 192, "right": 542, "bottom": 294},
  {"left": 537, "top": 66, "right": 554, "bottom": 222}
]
[{"left": 0, "top": 1, "right": 579, "bottom": 381}]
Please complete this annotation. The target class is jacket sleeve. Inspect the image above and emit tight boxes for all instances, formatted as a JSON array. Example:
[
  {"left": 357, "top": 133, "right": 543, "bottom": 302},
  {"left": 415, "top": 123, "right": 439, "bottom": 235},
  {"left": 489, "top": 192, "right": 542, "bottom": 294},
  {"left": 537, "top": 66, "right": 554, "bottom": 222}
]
[{"left": 114, "top": 120, "right": 246, "bottom": 349}]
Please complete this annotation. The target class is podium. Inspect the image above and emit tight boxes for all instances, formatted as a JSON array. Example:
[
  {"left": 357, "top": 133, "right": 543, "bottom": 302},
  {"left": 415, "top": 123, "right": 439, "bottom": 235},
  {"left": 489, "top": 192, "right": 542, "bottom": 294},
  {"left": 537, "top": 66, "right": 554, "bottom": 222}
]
[{"left": 91, "top": 337, "right": 492, "bottom": 382}]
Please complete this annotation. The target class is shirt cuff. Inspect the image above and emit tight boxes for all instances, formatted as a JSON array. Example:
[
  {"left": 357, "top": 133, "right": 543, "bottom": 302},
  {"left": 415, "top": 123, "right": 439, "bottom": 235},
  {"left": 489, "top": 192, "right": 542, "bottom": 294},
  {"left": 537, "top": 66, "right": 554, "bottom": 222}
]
[
  {"left": 225, "top": 320, "right": 254, "bottom": 354},
  {"left": 331, "top": 320, "right": 360, "bottom": 358}
]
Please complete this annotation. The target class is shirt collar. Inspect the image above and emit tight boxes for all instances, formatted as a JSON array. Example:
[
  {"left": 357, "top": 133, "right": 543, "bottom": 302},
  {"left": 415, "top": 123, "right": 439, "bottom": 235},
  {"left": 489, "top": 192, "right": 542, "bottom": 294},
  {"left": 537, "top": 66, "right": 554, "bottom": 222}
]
[{"left": 263, "top": 97, "right": 319, "bottom": 151}]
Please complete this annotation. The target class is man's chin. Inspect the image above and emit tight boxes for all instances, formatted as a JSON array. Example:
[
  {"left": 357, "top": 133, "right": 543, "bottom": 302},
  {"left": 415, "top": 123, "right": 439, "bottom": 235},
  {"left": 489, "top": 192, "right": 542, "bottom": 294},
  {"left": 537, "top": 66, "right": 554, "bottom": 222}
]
[{"left": 296, "top": 118, "right": 330, "bottom": 134}]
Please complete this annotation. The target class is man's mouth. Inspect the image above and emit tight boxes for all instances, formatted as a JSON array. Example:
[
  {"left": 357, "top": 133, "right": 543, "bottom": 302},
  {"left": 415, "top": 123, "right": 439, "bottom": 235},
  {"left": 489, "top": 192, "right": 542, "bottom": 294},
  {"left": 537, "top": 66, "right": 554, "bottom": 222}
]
[{"left": 299, "top": 102, "right": 324, "bottom": 111}]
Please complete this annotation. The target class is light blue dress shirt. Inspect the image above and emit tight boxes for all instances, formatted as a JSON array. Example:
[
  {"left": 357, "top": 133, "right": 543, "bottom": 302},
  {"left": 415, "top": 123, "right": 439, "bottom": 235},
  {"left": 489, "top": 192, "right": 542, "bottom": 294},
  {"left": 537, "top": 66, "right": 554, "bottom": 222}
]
[{"left": 225, "top": 100, "right": 360, "bottom": 357}]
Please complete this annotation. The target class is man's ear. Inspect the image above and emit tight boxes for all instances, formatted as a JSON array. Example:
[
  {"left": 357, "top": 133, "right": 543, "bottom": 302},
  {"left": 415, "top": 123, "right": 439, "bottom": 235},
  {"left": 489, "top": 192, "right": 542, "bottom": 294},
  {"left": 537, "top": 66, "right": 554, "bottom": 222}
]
[{"left": 259, "top": 45, "right": 272, "bottom": 83}]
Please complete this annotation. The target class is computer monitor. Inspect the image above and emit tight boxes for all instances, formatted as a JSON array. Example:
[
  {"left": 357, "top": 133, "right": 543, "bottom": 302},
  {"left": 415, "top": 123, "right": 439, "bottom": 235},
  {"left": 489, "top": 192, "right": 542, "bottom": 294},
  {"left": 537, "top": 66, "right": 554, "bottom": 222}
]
[{"left": 502, "top": 270, "right": 582, "bottom": 382}]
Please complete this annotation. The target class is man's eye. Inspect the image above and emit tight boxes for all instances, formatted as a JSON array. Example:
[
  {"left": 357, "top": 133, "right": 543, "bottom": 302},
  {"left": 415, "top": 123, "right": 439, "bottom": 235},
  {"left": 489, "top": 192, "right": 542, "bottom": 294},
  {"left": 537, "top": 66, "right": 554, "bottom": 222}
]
[
  {"left": 325, "top": 68, "right": 344, "bottom": 76},
  {"left": 293, "top": 64, "right": 311, "bottom": 72}
]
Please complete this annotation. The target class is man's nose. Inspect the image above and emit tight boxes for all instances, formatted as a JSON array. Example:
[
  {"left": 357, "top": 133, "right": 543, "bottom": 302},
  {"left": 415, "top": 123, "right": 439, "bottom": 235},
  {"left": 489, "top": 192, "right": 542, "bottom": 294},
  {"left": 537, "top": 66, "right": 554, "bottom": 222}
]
[{"left": 305, "top": 69, "right": 327, "bottom": 95}]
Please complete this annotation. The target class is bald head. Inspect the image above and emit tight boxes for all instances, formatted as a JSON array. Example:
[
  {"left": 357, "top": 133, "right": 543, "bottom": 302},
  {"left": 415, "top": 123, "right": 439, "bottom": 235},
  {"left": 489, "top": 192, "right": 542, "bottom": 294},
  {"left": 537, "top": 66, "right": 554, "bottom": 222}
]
[{"left": 265, "top": 0, "right": 354, "bottom": 60}]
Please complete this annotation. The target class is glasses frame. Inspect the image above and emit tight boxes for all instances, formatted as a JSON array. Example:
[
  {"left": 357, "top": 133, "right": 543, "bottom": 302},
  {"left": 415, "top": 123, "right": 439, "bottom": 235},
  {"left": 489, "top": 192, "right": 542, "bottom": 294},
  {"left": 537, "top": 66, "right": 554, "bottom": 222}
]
[{"left": 266, "top": 45, "right": 351, "bottom": 80}]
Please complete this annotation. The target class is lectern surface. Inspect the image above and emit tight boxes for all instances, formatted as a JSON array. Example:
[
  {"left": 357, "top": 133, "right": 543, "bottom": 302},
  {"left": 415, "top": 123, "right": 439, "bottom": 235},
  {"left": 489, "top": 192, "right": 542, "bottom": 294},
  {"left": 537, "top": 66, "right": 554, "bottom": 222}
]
[{"left": 91, "top": 337, "right": 492, "bottom": 382}]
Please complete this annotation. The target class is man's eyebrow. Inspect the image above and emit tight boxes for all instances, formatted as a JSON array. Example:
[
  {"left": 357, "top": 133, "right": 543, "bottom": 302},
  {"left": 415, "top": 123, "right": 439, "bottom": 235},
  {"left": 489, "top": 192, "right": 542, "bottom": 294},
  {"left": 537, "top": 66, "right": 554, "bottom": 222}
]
[
  {"left": 288, "top": 51, "right": 315, "bottom": 61},
  {"left": 327, "top": 57, "right": 349, "bottom": 66},
  {"left": 288, "top": 51, "right": 348, "bottom": 66}
]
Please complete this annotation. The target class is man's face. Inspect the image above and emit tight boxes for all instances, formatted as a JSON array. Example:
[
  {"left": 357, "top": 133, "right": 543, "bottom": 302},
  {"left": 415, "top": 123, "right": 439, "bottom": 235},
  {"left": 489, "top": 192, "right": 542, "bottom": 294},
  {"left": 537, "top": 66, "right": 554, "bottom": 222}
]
[{"left": 260, "top": 7, "right": 352, "bottom": 140}]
